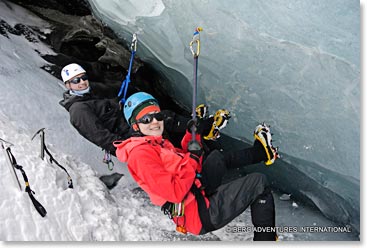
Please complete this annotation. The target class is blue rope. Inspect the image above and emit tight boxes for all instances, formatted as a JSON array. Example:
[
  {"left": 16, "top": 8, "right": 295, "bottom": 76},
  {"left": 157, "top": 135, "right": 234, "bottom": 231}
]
[{"left": 118, "top": 50, "right": 136, "bottom": 104}]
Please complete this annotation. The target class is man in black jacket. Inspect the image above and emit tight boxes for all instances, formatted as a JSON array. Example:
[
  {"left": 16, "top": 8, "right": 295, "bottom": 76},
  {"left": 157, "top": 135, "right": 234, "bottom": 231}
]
[{"left": 59, "top": 63, "right": 189, "bottom": 155}]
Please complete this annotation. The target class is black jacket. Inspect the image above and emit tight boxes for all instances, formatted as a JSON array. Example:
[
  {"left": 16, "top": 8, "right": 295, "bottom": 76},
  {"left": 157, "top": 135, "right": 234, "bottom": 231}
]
[
  {"left": 59, "top": 91, "right": 190, "bottom": 153},
  {"left": 59, "top": 91, "right": 131, "bottom": 154}
]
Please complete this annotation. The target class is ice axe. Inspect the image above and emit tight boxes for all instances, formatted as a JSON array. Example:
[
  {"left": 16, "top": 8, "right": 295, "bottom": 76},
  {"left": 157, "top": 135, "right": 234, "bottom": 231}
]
[{"left": 31, "top": 128, "right": 45, "bottom": 160}]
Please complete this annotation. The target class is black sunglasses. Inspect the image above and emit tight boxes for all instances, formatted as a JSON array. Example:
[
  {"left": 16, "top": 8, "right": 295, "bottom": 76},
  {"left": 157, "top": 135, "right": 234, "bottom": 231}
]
[
  {"left": 137, "top": 112, "right": 164, "bottom": 124},
  {"left": 68, "top": 74, "right": 88, "bottom": 84}
]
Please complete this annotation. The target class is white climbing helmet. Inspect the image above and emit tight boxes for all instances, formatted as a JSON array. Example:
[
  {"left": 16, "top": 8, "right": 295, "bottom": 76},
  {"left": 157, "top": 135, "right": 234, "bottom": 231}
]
[{"left": 61, "top": 63, "right": 86, "bottom": 83}]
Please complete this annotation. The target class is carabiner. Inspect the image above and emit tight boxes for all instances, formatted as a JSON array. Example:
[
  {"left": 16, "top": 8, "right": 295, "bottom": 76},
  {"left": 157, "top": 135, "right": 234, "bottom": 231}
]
[
  {"left": 189, "top": 27, "right": 203, "bottom": 57},
  {"left": 103, "top": 151, "right": 114, "bottom": 171},
  {"left": 173, "top": 201, "right": 185, "bottom": 217},
  {"left": 107, "top": 160, "right": 114, "bottom": 171},
  {"left": 131, "top": 33, "right": 138, "bottom": 52}
]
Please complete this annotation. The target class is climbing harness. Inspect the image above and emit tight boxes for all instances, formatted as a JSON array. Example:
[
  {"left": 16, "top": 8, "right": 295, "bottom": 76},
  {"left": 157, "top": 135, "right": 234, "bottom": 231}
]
[
  {"left": 161, "top": 200, "right": 187, "bottom": 234},
  {"left": 102, "top": 150, "right": 114, "bottom": 171},
  {"left": 161, "top": 181, "right": 216, "bottom": 234},
  {"left": 189, "top": 27, "right": 203, "bottom": 140},
  {"left": 118, "top": 33, "right": 138, "bottom": 105},
  {"left": 31, "top": 128, "right": 73, "bottom": 189},
  {"left": 1, "top": 138, "right": 47, "bottom": 217}
]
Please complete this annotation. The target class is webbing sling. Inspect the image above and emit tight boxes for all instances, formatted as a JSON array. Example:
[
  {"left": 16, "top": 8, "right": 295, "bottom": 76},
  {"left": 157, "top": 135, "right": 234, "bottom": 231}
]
[{"left": 6, "top": 147, "right": 47, "bottom": 217}]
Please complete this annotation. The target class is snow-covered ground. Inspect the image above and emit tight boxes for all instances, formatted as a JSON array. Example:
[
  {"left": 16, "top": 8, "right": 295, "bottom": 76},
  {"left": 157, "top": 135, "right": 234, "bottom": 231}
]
[{"left": 0, "top": 0, "right": 363, "bottom": 245}]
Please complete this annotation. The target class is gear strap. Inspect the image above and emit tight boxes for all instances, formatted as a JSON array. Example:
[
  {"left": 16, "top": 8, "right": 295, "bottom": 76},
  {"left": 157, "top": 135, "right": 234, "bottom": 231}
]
[
  {"left": 161, "top": 182, "right": 215, "bottom": 234},
  {"left": 31, "top": 128, "right": 73, "bottom": 188},
  {"left": 190, "top": 183, "right": 215, "bottom": 233},
  {"left": 43, "top": 145, "right": 74, "bottom": 188}
]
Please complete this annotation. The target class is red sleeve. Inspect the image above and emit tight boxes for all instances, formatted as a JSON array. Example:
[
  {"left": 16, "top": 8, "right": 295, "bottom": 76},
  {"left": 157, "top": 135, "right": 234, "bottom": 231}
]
[
  {"left": 181, "top": 130, "right": 202, "bottom": 152},
  {"left": 127, "top": 145, "right": 198, "bottom": 203}
]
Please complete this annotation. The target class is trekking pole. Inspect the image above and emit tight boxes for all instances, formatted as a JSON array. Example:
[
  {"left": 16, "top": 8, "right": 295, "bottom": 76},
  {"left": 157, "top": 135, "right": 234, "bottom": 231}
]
[
  {"left": 1, "top": 138, "right": 22, "bottom": 190},
  {"left": 118, "top": 33, "right": 138, "bottom": 105},
  {"left": 31, "top": 128, "right": 73, "bottom": 189},
  {"left": 189, "top": 27, "right": 203, "bottom": 140}
]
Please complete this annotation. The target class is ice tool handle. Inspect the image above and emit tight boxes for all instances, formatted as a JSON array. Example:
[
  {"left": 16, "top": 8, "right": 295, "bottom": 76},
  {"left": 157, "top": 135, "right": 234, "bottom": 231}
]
[
  {"left": 1, "top": 139, "right": 47, "bottom": 217},
  {"left": 1, "top": 138, "right": 21, "bottom": 190},
  {"left": 118, "top": 33, "right": 138, "bottom": 105},
  {"left": 189, "top": 27, "right": 203, "bottom": 140}
]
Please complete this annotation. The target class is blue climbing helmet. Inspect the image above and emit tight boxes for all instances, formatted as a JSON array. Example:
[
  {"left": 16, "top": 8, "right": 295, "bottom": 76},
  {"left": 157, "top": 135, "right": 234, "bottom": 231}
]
[{"left": 123, "top": 92, "right": 159, "bottom": 126}]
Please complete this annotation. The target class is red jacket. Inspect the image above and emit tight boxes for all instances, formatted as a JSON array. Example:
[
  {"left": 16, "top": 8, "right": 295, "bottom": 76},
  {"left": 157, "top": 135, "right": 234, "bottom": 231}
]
[{"left": 114, "top": 132, "right": 208, "bottom": 235}]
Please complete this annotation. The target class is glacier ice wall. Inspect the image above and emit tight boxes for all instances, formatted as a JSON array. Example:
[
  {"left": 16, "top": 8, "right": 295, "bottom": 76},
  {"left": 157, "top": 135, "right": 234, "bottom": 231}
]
[
  {"left": 87, "top": 0, "right": 360, "bottom": 230},
  {"left": 87, "top": 0, "right": 359, "bottom": 178}
]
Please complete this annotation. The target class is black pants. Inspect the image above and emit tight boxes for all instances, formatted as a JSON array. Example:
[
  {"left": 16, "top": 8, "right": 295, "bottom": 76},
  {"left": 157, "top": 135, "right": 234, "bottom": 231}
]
[
  {"left": 200, "top": 144, "right": 266, "bottom": 195},
  {"left": 199, "top": 147, "right": 276, "bottom": 240},
  {"left": 200, "top": 173, "right": 276, "bottom": 240}
]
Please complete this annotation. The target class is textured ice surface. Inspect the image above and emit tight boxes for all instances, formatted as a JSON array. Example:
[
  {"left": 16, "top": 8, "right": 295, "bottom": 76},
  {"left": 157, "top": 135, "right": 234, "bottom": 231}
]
[{"left": 91, "top": 0, "right": 360, "bottom": 232}]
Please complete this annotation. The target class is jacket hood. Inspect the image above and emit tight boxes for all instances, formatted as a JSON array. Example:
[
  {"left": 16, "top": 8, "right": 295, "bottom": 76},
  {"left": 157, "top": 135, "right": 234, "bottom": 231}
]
[{"left": 114, "top": 136, "right": 164, "bottom": 162}]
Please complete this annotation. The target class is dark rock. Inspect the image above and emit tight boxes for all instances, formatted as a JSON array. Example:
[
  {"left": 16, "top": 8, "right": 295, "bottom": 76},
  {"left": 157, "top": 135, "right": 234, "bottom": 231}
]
[
  {"left": 99, "top": 173, "right": 124, "bottom": 190},
  {"left": 7, "top": 0, "right": 190, "bottom": 111},
  {"left": 8, "top": 0, "right": 91, "bottom": 16}
]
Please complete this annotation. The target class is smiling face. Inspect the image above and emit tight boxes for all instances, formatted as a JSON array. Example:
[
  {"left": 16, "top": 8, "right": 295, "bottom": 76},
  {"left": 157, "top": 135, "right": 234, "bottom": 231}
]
[
  {"left": 65, "top": 73, "right": 89, "bottom": 91},
  {"left": 137, "top": 111, "right": 164, "bottom": 136}
]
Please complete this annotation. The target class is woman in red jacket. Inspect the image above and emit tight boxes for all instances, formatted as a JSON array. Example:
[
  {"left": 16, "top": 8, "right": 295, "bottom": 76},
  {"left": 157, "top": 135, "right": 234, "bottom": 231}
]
[{"left": 114, "top": 92, "right": 279, "bottom": 241}]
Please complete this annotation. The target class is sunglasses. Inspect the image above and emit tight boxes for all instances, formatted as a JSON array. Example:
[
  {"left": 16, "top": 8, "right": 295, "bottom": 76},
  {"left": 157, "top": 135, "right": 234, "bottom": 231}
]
[
  {"left": 68, "top": 74, "right": 88, "bottom": 84},
  {"left": 136, "top": 112, "right": 164, "bottom": 124}
]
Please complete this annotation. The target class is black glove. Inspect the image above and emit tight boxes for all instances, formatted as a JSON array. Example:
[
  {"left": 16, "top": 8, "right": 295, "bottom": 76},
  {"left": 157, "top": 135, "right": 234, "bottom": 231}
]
[
  {"left": 187, "top": 140, "right": 203, "bottom": 162},
  {"left": 187, "top": 119, "right": 197, "bottom": 133},
  {"left": 187, "top": 118, "right": 213, "bottom": 135}
]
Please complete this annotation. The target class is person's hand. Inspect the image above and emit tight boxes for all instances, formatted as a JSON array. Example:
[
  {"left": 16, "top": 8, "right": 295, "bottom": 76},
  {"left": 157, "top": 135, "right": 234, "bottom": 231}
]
[
  {"left": 187, "top": 119, "right": 198, "bottom": 133},
  {"left": 187, "top": 118, "right": 213, "bottom": 136}
]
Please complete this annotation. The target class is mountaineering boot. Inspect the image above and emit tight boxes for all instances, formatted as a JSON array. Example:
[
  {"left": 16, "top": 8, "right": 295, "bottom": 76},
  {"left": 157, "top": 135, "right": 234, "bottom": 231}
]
[
  {"left": 204, "top": 109, "right": 231, "bottom": 140},
  {"left": 251, "top": 187, "right": 277, "bottom": 241},
  {"left": 254, "top": 123, "right": 280, "bottom": 166},
  {"left": 195, "top": 104, "right": 209, "bottom": 119}
]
